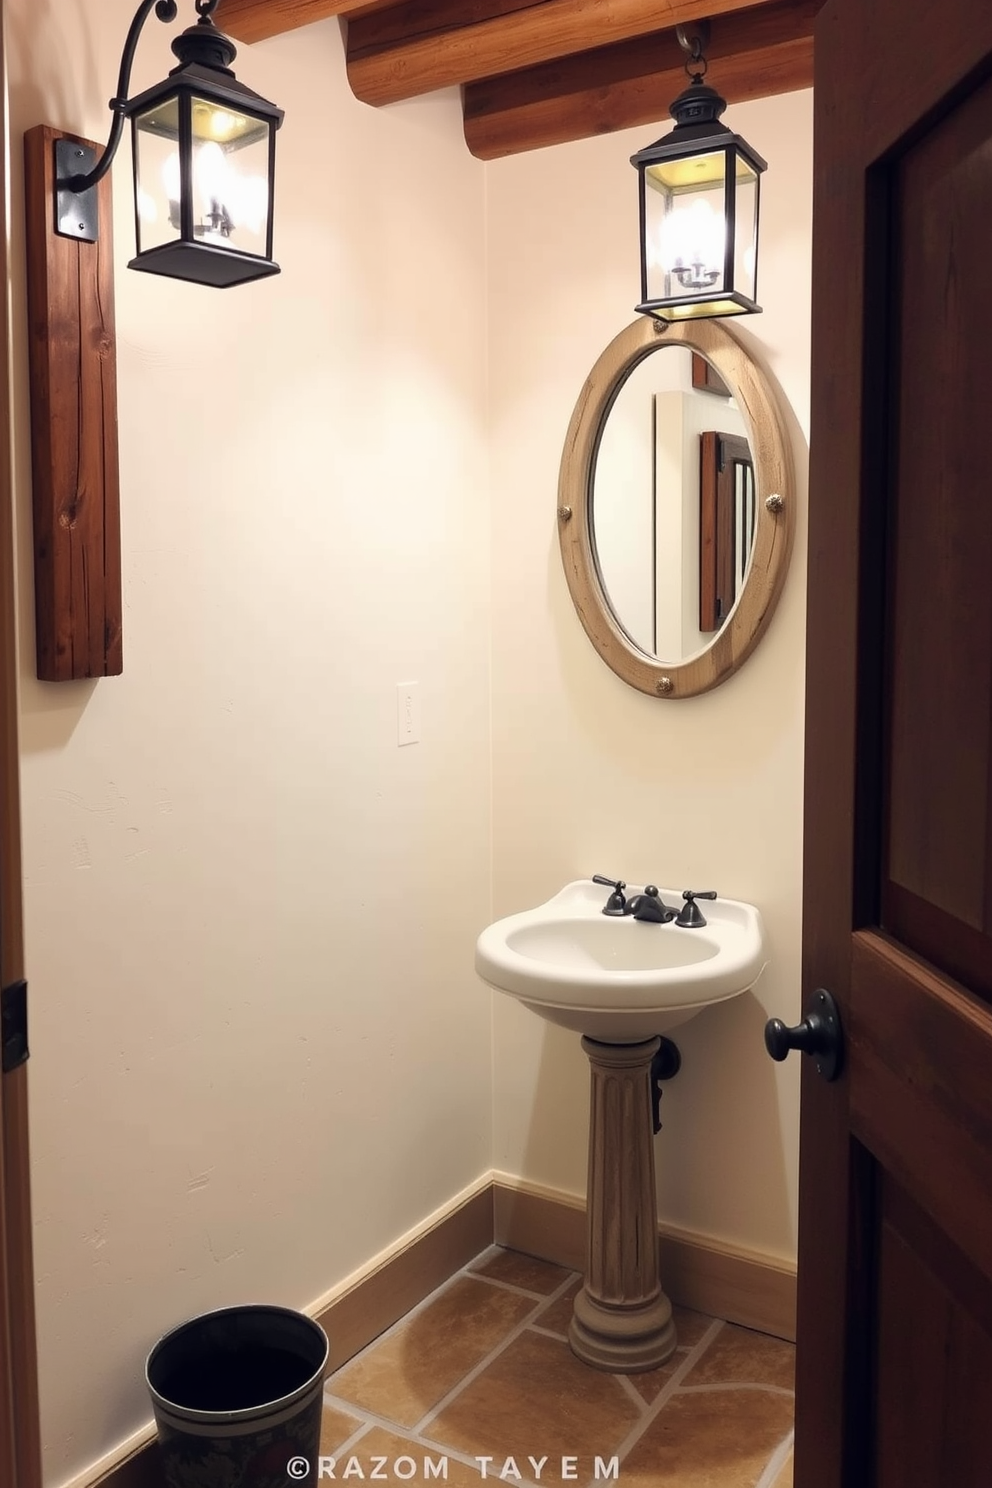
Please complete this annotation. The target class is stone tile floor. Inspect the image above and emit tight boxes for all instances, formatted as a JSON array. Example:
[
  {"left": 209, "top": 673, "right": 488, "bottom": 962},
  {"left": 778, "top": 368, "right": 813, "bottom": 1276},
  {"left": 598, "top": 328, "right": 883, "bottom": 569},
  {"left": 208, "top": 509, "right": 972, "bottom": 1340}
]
[{"left": 318, "top": 1247, "right": 794, "bottom": 1488}]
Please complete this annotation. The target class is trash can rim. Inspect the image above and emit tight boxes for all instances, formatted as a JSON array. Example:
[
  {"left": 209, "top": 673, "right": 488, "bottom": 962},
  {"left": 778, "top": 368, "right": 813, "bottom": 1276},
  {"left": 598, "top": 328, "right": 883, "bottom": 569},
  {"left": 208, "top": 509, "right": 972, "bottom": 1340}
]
[{"left": 145, "top": 1303, "right": 329, "bottom": 1425}]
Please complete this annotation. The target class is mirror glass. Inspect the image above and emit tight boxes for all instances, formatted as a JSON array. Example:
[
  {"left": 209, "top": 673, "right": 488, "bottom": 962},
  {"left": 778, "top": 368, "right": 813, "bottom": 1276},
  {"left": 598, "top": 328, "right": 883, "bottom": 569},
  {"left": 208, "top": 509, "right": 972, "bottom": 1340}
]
[{"left": 591, "top": 347, "right": 756, "bottom": 662}]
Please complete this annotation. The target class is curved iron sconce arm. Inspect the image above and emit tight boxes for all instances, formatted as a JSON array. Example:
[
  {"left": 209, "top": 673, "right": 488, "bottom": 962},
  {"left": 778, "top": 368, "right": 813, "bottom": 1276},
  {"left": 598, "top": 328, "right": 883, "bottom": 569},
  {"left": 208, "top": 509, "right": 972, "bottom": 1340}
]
[{"left": 60, "top": 0, "right": 219, "bottom": 193}]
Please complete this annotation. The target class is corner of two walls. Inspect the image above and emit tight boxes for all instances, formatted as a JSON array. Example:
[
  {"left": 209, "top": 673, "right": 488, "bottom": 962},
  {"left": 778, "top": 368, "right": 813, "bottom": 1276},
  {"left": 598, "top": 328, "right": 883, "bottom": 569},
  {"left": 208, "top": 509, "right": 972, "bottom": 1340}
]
[
  {"left": 485, "top": 90, "right": 814, "bottom": 1267},
  {"left": 6, "top": 5, "right": 492, "bottom": 1483}
]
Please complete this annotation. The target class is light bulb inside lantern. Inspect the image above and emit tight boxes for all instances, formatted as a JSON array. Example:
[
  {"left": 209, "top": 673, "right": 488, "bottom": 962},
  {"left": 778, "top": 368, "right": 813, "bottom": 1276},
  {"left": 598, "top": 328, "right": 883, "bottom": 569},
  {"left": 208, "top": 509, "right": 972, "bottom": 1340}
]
[
  {"left": 658, "top": 198, "right": 726, "bottom": 290},
  {"left": 162, "top": 150, "right": 181, "bottom": 205},
  {"left": 193, "top": 140, "right": 234, "bottom": 243},
  {"left": 194, "top": 141, "right": 227, "bottom": 208},
  {"left": 158, "top": 143, "right": 267, "bottom": 249},
  {"left": 224, "top": 173, "right": 269, "bottom": 237},
  {"left": 136, "top": 187, "right": 158, "bottom": 225}
]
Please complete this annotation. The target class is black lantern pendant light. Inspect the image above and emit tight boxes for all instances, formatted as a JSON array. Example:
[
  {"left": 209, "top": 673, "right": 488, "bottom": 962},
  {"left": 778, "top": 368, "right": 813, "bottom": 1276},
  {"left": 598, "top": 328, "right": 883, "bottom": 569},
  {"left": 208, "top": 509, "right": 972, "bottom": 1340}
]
[
  {"left": 630, "top": 24, "right": 765, "bottom": 322},
  {"left": 55, "top": 0, "right": 284, "bottom": 288}
]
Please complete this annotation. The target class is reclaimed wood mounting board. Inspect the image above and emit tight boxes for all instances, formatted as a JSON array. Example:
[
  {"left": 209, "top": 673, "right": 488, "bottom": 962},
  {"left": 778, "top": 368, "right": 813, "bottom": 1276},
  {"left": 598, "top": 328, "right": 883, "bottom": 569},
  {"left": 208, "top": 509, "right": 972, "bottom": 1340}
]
[{"left": 23, "top": 125, "right": 123, "bottom": 682}]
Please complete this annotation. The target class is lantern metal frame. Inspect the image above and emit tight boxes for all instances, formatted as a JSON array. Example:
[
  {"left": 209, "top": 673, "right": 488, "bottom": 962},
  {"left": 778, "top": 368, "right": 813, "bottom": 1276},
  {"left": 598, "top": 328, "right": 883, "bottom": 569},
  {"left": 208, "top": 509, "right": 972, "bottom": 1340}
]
[
  {"left": 54, "top": 0, "right": 284, "bottom": 288},
  {"left": 631, "top": 25, "right": 766, "bottom": 323}
]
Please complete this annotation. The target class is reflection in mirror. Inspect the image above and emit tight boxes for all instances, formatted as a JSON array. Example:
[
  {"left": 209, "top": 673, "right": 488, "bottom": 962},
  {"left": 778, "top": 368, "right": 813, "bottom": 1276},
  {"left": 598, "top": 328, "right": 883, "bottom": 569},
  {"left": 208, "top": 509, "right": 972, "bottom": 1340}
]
[{"left": 591, "top": 348, "right": 754, "bottom": 662}]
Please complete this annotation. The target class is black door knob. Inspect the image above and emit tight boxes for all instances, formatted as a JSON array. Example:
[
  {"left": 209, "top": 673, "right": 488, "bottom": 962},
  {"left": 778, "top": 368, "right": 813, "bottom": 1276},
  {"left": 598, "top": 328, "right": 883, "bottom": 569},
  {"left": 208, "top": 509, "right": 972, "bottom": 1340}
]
[{"left": 764, "top": 988, "right": 843, "bottom": 1082}]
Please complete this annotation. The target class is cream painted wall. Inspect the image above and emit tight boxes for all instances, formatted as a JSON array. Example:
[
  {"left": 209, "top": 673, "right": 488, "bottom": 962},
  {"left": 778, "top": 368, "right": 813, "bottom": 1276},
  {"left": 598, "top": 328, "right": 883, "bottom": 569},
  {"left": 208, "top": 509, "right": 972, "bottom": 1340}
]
[
  {"left": 487, "top": 91, "right": 812, "bottom": 1263},
  {"left": 6, "top": 6, "right": 492, "bottom": 1485}
]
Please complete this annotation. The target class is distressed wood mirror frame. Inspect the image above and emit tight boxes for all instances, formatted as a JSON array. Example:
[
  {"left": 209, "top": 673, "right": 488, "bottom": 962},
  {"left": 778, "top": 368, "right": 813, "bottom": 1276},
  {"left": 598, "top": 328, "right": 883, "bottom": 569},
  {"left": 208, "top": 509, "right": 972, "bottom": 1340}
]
[{"left": 557, "top": 316, "right": 796, "bottom": 698}]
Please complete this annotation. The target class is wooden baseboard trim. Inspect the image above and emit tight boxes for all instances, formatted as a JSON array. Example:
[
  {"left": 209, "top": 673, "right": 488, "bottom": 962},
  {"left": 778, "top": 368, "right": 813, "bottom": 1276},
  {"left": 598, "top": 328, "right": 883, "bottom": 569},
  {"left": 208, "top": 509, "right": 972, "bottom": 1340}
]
[
  {"left": 493, "top": 1176, "right": 797, "bottom": 1342},
  {"left": 85, "top": 1437, "right": 162, "bottom": 1488},
  {"left": 69, "top": 1173, "right": 797, "bottom": 1488},
  {"left": 314, "top": 1183, "right": 493, "bottom": 1371}
]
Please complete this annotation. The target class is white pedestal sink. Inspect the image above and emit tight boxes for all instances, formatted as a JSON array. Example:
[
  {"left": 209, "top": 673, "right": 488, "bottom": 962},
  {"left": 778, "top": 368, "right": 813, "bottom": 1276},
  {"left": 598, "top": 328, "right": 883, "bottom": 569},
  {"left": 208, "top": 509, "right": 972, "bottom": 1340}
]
[{"left": 476, "top": 879, "right": 767, "bottom": 1372}]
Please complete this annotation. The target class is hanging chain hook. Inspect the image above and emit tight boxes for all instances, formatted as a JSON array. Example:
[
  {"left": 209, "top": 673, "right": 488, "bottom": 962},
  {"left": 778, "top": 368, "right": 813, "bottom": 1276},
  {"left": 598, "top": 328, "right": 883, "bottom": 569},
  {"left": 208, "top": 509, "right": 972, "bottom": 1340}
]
[
  {"left": 675, "top": 19, "right": 710, "bottom": 82},
  {"left": 195, "top": 0, "right": 221, "bottom": 16}
]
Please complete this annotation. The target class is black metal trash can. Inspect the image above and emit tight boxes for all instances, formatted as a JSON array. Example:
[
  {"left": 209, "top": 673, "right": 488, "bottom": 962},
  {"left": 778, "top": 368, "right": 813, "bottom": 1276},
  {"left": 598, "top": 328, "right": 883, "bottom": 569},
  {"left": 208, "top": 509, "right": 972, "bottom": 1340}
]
[{"left": 146, "top": 1304, "right": 329, "bottom": 1488}]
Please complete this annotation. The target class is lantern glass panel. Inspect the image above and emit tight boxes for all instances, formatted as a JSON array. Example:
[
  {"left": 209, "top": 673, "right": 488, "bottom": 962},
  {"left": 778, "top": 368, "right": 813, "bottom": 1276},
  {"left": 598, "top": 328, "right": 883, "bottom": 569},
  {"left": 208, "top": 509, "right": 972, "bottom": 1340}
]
[
  {"left": 133, "top": 94, "right": 272, "bottom": 261},
  {"left": 644, "top": 148, "right": 727, "bottom": 310},
  {"left": 732, "top": 156, "right": 760, "bottom": 304},
  {"left": 189, "top": 96, "right": 271, "bottom": 257},
  {"left": 133, "top": 98, "right": 182, "bottom": 255}
]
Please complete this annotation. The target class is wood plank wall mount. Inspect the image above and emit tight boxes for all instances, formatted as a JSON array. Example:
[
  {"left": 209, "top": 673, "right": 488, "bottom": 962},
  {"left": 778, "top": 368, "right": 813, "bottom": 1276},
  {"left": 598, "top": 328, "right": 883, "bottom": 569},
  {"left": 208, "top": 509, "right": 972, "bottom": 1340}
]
[{"left": 24, "top": 126, "right": 123, "bottom": 682}]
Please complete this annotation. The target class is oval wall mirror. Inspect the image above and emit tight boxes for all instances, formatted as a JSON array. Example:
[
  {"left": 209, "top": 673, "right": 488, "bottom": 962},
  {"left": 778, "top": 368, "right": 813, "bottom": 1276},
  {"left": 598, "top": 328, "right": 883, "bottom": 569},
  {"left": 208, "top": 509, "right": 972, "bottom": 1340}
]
[{"left": 557, "top": 317, "right": 796, "bottom": 698}]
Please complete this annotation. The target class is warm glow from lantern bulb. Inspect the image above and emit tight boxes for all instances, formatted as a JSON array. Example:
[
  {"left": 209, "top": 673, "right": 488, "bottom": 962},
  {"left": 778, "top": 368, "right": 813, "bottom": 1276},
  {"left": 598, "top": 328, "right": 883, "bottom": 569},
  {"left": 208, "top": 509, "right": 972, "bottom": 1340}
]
[
  {"left": 136, "top": 187, "right": 158, "bottom": 225},
  {"left": 229, "top": 175, "right": 268, "bottom": 235},
  {"left": 162, "top": 150, "right": 181, "bottom": 204},
  {"left": 209, "top": 110, "right": 237, "bottom": 139},
  {"left": 159, "top": 144, "right": 268, "bottom": 240},
  {"left": 655, "top": 198, "right": 726, "bottom": 286},
  {"left": 194, "top": 140, "right": 227, "bottom": 209}
]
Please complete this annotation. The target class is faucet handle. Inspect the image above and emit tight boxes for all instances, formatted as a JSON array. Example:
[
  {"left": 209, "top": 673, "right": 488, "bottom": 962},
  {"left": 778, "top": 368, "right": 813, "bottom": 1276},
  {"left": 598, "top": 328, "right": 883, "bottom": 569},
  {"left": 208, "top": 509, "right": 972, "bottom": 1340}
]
[
  {"left": 592, "top": 875, "right": 627, "bottom": 916},
  {"left": 676, "top": 890, "right": 718, "bottom": 928}
]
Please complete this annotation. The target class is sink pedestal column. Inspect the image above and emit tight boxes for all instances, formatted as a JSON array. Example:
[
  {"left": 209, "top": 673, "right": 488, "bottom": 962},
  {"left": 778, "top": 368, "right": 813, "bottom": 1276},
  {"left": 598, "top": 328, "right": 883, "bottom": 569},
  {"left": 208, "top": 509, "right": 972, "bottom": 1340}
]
[{"left": 569, "top": 1035, "right": 677, "bottom": 1373}]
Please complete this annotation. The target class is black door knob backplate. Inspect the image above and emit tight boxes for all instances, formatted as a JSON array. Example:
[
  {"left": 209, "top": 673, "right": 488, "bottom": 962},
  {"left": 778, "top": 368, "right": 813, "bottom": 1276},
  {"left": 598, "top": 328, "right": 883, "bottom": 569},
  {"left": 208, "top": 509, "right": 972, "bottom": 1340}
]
[{"left": 764, "top": 988, "right": 843, "bottom": 1083}]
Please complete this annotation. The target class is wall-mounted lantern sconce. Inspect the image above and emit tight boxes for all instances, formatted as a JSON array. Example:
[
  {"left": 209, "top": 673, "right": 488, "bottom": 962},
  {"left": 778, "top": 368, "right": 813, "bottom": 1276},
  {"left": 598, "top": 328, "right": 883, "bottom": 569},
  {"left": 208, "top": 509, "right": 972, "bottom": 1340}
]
[
  {"left": 57, "top": 0, "right": 284, "bottom": 287},
  {"left": 24, "top": 0, "right": 284, "bottom": 683},
  {"left": 630, "top": 22, "right": 766, "bottom": 322}
]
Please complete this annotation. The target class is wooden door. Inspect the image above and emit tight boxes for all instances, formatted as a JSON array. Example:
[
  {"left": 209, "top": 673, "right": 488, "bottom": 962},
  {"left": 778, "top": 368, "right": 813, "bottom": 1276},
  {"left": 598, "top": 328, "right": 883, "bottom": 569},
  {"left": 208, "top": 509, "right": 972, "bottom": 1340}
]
[
  {"left": 0, "top": 11, "right": 42, "bottom": 1485},
  {"left": 797, "top": 0, "right": 992, "bottom": 1483}
]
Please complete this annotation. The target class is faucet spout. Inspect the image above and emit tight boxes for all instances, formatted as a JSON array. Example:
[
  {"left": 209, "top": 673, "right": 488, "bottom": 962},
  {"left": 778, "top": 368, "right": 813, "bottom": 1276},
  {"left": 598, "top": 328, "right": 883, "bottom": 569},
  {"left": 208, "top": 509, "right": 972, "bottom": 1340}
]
[{"left": 627, "top": 886, "right": 677, "bottom": 923}]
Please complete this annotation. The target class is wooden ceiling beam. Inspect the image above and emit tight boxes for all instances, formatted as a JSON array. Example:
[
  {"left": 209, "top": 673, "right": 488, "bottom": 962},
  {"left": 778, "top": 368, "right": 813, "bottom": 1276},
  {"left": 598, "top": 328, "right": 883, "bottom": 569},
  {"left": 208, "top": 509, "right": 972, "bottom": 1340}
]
[
  {"left": 347, "top": 0, "right": 764, "bottom": 107},
  {"left": 463, "top": 0, "right": 816, "bottom": 158},
  {"left": 215, "top": 0, "right": 391, "bottom": 46}
]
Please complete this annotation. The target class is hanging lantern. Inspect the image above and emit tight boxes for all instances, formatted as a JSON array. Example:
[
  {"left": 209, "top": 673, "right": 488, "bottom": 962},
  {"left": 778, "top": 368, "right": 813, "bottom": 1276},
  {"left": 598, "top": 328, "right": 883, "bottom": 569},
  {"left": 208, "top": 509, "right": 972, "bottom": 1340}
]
[
  {"left": 631, "top": 27, "right": 765, "bottom": 322},
  {"left": 127, "top": 11, "right": 283, "bottom": 286},
  {"left": 55, "top": 0, "right": 283, "bottom": 289}
]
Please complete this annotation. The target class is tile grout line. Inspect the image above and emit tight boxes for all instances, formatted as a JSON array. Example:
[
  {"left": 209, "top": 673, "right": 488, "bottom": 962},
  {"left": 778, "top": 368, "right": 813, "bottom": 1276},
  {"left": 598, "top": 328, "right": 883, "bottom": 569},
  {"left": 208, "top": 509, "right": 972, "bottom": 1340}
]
[
  {"left": 588, "top": 1319, "right": 727, "bottom": 1484},
  {"left": 326, "top": 1251, "right": 795, "bottom": 1488},
  {"left": 613, "top": 1371, "right": 650, "bottom": 1415},
  {"left": 321, "top": 1395, "right": 422, "bottom": 1436},
  {"left": 325, "top": 1255, "right": 486, "bottom": 1378},
  {"left": 322, "top": 1406, "right": 544, "bottom": 1487},
  {"left": 410, "top": 1269, "right": 583, "bottom": 1437},
  {"left": 754, "top": 1427, "right": 795, "bottom": 1488},
  {"left": 468, "top": 1270, "right": 579, "bottom": 1304},
  {"left": 326, "top": 1248, "right": 576, "bottom": 1391},
  {"left": 415, "top": 1428, "right": 544, "bottom": 1488},
  {"left": 321, "top": 1418, "right": 375, "bottom": 1461},
  {"left": 526, "top": 1323, "right": 569, "bottom": 1342}
]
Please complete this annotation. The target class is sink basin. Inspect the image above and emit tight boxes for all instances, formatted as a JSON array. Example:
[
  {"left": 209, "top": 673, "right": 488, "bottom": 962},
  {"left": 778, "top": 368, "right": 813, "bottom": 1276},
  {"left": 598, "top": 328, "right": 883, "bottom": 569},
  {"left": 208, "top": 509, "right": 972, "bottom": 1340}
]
[{"left": 476, "top": 879, "right": 766, "bottom": 1041}]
